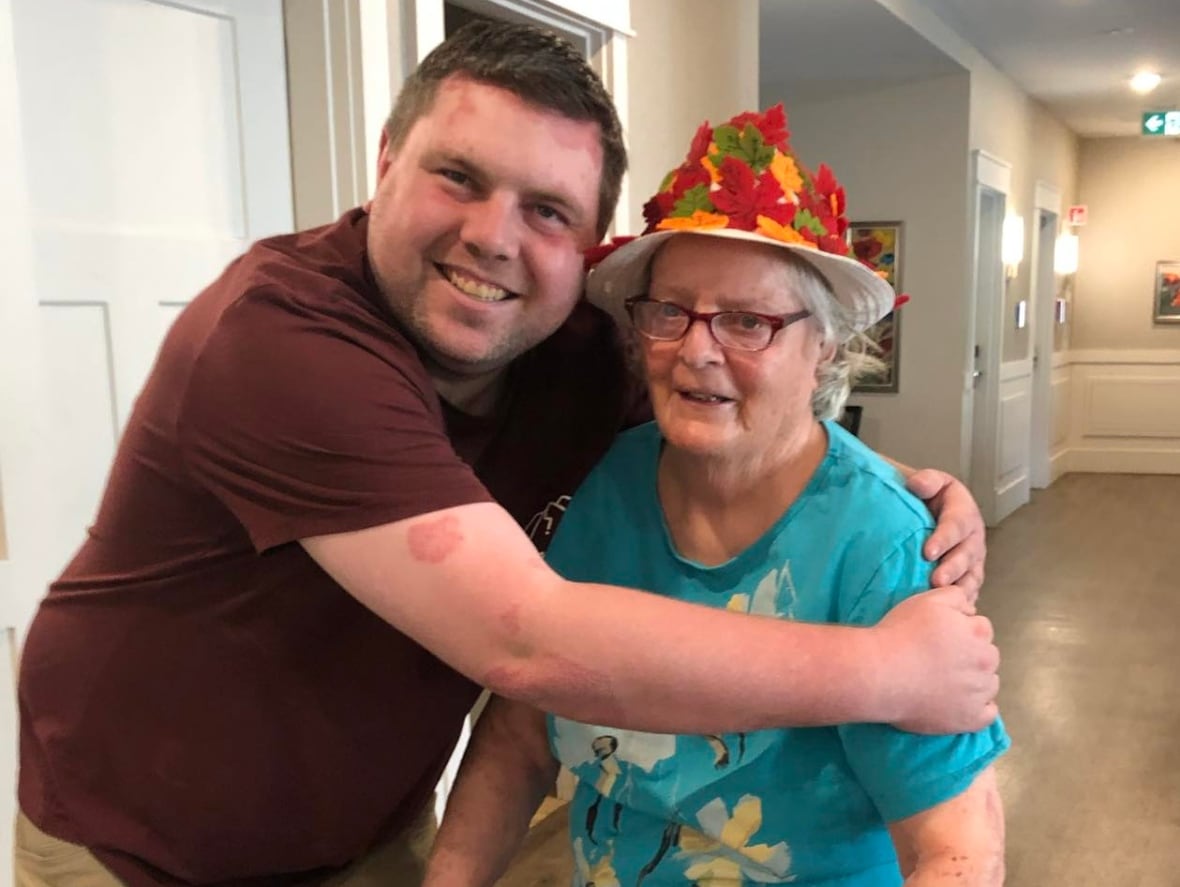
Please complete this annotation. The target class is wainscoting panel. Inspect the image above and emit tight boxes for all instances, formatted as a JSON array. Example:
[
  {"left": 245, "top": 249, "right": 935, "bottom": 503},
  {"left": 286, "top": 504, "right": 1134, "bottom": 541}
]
[
  {"left": 1064, "top": 351, "right": 1180, "bottom": 475},
  {"left": 996, "top": 359, "right": 1033, "bottom": 521},
  {"left": 1049, "top": 356, "right": 1072, "bottom": 482}
]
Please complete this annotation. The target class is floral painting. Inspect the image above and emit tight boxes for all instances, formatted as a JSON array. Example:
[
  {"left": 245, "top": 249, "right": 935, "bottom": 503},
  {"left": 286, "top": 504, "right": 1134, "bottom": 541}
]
[
  {"left": 1154, "top": 261, "right": 1180, "bottom": 324},
  {"left": 849, "top": 222, "right": 903, "bottom": 392}
]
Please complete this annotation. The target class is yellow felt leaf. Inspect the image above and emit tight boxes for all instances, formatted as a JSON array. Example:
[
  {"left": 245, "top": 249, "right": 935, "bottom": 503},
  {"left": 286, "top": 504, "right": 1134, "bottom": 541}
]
[
  {"left": 770, "top": 152, "right": 804, "bottom": 196},
  {"left": 701, "top": 154, "right": 722, "bottom": 184}
]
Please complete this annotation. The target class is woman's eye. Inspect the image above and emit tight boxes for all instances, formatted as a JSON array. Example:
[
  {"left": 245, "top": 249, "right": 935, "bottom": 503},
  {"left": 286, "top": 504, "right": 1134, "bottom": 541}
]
[{"left": 734, "top": 313, "right": 766, "bottom": 331}]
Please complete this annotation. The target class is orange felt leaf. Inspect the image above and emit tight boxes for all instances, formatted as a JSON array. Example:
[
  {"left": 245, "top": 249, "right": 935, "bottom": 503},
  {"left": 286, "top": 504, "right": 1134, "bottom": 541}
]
[
  {"left": 657, "top": 210, "right": 731, "bottom": 231},
  {"left": 756, "top": 215, "right": 807, "bottom": 244}
]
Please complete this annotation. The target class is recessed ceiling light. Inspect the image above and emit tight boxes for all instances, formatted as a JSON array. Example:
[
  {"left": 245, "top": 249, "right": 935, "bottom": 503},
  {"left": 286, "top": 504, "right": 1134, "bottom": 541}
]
[
  {"left": 1103, "top": 27, "right": 1135, "bottom": 37},
  {"left": 1130, "top": 71, "right": 1162, "bottom": 94}
]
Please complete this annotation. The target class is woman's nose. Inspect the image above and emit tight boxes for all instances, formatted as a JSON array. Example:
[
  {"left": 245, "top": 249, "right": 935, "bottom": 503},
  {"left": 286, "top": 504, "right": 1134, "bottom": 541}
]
[{"left": 677, "top": 316, "right": 724, "bottom": 366}]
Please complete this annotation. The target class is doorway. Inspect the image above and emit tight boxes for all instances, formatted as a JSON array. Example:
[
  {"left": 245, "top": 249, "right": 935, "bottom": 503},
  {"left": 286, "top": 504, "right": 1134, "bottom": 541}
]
[
  {"left": 1030, "top": 193, "right": 1061, "bottom": 490},
  {"left": 966, "top": 151, "right": 1012, "bottom": 526}
]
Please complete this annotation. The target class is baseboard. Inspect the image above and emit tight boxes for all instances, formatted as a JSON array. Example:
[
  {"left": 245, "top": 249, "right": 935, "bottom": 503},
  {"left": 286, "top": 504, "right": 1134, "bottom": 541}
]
[
  {"left": 1049, "top": 448, "right": 1070, "bottom": 483},
  {"left": 1064, "top": 447, "right": 1180, "bottom": 475},
  {"left": 994, "top": 475, "right": 1030, "bottom": 522}
]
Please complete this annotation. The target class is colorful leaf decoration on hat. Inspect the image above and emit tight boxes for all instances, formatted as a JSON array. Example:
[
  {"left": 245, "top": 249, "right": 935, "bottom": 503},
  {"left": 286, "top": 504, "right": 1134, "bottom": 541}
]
[
  {"left": 656, "top": 210, "right": 731, "bottom": 231},
  {"left": 636, "top": 103, "right": 868, "bottom": 276},
  {"left": 583, "top": 235, "right": 638, "bottom": 272}
]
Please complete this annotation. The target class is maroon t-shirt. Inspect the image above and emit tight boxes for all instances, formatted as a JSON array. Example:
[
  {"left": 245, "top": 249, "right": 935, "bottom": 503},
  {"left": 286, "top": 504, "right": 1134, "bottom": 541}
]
[{"left": 18, "top": 209, "right": 638, "bottom": 885}]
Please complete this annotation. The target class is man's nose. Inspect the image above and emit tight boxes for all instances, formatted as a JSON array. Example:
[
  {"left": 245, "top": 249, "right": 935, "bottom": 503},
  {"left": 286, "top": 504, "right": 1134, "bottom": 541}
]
[{"left": 461, "top": 194, "right": 521, "bottom": 262}]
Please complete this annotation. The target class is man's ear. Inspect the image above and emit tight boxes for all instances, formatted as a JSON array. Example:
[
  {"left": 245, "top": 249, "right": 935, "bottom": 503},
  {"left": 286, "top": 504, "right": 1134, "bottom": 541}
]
[
  {"left": 365, "top": 129, "right": 393, "bottom": 211},
  {"left": 376, "top": 128, "right": 392, "bottom": 177}
]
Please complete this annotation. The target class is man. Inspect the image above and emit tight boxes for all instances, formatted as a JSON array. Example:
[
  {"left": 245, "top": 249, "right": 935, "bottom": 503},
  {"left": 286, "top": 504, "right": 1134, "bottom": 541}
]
[{"left": 17, "top": 21, "right": 995, "bottom": 887}]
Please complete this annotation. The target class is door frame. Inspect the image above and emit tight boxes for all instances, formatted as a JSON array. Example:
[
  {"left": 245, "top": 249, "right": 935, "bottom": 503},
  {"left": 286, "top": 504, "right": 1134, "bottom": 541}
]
[
  {"left": 966, "top": 150, "right": 1011, "bottom": 526},
  {"left": 1029, "top": 181, "right": 1061, "bottom": 489}
]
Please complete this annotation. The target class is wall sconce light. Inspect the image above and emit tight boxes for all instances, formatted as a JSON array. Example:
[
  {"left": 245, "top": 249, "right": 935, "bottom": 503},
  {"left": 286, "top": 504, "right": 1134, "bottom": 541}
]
[
  {"left": 1001, "top": 214, "right": 1024, "bottom": 280},
  {"left": 1054, "top": 232, "right": 1079, "bottom": 324},
  {"left": 1054, "top": 232, "right": 1079, "bottom": 276}
]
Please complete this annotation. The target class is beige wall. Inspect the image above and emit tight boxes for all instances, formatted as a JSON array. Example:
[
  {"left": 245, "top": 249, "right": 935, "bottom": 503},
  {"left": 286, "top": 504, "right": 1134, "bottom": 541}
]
[
  {"left": 773, "top": 75, "right": 971, "bottom": 473},
  {"left": 969, "top": 64, "right": 1078, "bottom": 363},
  {"left": 1073, "top": 138, "right": 1180, "bottom": 350},
  {"left": 624, "top": 0, "right": 758, "bottom": 233}
]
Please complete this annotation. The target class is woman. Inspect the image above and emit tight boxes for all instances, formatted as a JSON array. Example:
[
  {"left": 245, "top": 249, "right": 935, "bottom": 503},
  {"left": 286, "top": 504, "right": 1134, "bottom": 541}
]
[{"left": 422, "top": 105, "right": 1007, "bottom": 887}]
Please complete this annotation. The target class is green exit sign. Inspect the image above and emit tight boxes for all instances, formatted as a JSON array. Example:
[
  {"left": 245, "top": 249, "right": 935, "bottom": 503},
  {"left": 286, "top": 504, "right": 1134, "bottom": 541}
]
[{"left": 1142, "top": 111, "right": 1180, "bottom": 136}]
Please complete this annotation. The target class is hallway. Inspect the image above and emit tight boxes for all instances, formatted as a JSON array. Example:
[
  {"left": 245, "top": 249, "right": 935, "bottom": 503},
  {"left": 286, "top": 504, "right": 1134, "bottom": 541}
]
[
  {"left": 497, "top": 473, "right": 1180, "bottom": 885},
  {"left": 987, "top": 473, "right": 1180, "bottom": 886}
]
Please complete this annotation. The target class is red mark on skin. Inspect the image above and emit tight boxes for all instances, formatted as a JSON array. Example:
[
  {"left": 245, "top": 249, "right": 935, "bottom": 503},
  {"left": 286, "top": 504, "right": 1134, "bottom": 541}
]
[
  {"left": 484, "top": 655, "right": 625, "bottom": 724},
  {"left": 500, "top": 601, "right": 522, "bottom": 638},
  {"left": 407, "top": 514, "right": 463, "bottom": 563}
]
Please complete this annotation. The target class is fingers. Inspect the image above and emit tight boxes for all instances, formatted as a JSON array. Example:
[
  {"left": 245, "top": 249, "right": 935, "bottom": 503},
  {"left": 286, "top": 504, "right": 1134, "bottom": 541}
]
[
  {"left": 924, "top": 584, "right": 977, "bottom": 615},
  {"left": 924, "top": 515, "right": 972, "bottom": 563},
  {"left": 905, "top": 468, "right": 950, "bottom": 501}
]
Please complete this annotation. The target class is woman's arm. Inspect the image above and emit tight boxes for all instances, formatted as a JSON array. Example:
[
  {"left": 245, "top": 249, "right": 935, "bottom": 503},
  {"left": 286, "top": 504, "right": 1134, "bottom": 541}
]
[
  {"left": 887, "top": 767, "right": 1005, "bottom": 886},
  {"left": 422, "top": 695, "right": 557, "bottom": 887}
]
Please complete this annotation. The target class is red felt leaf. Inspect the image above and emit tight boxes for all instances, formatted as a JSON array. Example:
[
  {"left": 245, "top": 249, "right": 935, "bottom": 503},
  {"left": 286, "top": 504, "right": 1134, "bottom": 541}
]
[{"left": 711, "top": 157, "right": 785, "bottom": 230}]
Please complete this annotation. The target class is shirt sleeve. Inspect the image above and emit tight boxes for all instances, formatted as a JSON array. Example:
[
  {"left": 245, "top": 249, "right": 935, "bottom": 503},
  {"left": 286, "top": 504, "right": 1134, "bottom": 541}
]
[
  {"left": 837, "top": 527, "right": 1011, "bottom": 823},
  {"left": 177, "top": 286, "right": 493, "bottom": 552}
]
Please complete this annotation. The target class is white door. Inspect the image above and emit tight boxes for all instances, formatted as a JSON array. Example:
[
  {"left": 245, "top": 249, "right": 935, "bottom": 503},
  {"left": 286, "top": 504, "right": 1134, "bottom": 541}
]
[
  {"left": 1030, "top": 201, "right": 1061, "bottom": 489},
  {"left": 0, "top": 0, "right": 292, "bottom": 873}
]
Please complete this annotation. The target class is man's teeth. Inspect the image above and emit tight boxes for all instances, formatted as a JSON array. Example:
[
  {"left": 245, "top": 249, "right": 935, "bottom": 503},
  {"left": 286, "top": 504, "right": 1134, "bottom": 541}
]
[
  {"left": 684, "top": 392, "right": 730, "bottom": 403},
  {"left": 445, "top": 268, "right": 510, "bottom": 302}
]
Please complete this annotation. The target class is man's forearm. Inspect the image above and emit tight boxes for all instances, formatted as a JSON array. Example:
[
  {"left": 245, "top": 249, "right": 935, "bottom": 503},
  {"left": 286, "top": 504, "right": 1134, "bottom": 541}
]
[
  {"left": 423, "top": 698, "right": 557, "bottom": 887},
  {"left": 307, "top": 505, "right": 995, "bottom": 737},
  {"left": 497, "top": 584, "right": 889, "bottom": 733}
]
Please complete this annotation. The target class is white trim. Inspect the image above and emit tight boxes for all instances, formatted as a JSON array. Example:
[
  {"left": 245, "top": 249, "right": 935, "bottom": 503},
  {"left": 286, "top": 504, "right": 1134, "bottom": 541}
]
[
  {"left": 1049, "top": 447, "right": 1070, "bottom": 482},
  {"left": 1000, "top": 358, "right": 1034, "bottom": 381},
  {"left": 1033, "top": 180, "right": 1062, "bottom": 216},
  {"left": 1069, "top": 349, "right": 1180, "bottom": 366},
  {"left": 1066, "top": 448, "right": 1180, "bottom": 475},
  {"left": 1051, "top": 350, "right": 1071, "bottom": 369},
  {"left": 973, "top": 149, "right": 1012, "bottom": 196},
  {"left": 995, "top": 473, "right": 1030, "bottom": 523}
]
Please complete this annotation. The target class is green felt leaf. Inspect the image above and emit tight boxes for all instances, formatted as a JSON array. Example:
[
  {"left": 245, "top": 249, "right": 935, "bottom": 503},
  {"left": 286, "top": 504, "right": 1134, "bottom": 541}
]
[
  {"left": 670, "top": 184, "right": 714, "bottom": 217},
  {"left": 795, "top": 209, "right": 827, "bottom": 236}
]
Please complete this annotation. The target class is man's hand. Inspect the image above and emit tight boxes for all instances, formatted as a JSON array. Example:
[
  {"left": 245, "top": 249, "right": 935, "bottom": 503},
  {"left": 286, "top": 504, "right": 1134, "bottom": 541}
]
[
  {"left": 873, "top": 586, "right": 999, "bottom": 734},
  {"left": 907, "top": 469, "right": 986, "bottom": 600}
]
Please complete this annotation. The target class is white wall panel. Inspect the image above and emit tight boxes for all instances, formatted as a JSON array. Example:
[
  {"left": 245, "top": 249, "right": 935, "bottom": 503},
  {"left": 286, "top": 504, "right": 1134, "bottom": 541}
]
[
  {"left": 999, "top": 388, "right": 1031, "bottom": 475},
  {"left": 39, "top": 303, "right": 119, "bottom": 576},
  {"left": 1059, "top": 351, "right": 1180, "bottom": 475},
  {"left": 1084, "top": 378, "right": 1180, "bottom": 439}
]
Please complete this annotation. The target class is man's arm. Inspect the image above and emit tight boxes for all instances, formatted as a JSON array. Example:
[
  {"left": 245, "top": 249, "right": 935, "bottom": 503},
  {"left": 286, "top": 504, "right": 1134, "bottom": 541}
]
[
  {"left": 888, "top": 767, "right": 1005, "bottom": 886},
  {"left": 421, "top": 696, "right": 554, "bottom": 887},
  {"left": 303, "top": 501, "right": 998, "bottom": 734}
]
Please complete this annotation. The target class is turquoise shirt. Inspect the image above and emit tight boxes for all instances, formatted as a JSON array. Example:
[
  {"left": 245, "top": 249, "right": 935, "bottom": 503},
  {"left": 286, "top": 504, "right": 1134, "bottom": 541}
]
[{"left": 546, "top": 421, "right": 1009, "bottom": 886}]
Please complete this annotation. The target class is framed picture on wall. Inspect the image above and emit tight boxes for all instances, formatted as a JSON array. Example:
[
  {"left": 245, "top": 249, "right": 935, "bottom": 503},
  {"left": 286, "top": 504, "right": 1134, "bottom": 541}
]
[
  {"left": 848, "top": 221, "right": 903, "bottom": 392},
  {"left": 1153, "top": 260, "right": 1180, "bottom": 324}
]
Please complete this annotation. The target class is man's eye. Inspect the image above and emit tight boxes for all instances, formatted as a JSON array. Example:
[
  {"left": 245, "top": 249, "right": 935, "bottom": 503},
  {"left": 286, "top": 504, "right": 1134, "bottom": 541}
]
[
  {"left": 534, "top": 204, "right": 569, "bottom": 226},
  {"left": 439, "top": 169, "right": 470, "bottom": 186}
]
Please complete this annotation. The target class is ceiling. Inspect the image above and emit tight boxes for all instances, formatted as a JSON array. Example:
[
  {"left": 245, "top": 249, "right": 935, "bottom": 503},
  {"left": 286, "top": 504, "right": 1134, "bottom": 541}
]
[{"left": 759, "top": 0, "right": 1180, "bottom": 137}]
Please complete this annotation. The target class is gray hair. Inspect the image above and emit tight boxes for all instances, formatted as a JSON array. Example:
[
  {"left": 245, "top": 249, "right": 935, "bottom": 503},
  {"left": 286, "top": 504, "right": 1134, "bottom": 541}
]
[{"left": 777, "top": 254, "right": 886, "bottom": 420}]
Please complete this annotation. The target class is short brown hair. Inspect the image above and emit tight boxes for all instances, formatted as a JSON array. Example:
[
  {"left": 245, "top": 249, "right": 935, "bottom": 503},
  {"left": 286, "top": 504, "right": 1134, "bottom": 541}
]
[{"left": 385, "top": 20, "right": 626, "bottom": 239}]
